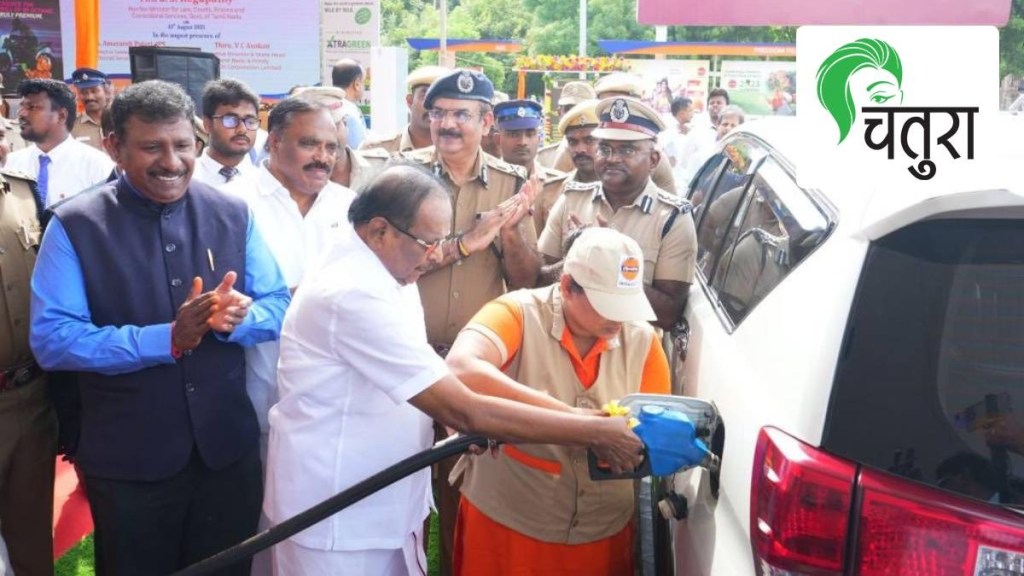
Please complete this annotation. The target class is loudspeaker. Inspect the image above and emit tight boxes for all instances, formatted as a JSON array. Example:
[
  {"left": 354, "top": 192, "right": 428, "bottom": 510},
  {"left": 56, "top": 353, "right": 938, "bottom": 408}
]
[{"left": 129, "top": 47, "right": 220, "bottom": 113}]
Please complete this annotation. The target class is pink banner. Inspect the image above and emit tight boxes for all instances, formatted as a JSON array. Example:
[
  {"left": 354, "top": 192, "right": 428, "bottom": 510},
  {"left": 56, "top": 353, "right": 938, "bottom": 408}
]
[{"left": 636, "top": 0, "right": 1010, "bottom": 26}]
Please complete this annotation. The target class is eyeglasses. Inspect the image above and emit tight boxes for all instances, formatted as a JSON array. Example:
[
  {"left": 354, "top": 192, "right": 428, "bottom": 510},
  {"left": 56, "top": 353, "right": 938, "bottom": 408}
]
[
  {"left": 212, "top": 114, "right": 260, "bottom": 130},
  {"left": 427, "top": 108, "right": 479, "bottom": 125},
  {"left": 384, "top": 218, "right": 444, "bottom": 256},
  {"left": 597, "top": 144, "right": 644, "bottom": 160}
]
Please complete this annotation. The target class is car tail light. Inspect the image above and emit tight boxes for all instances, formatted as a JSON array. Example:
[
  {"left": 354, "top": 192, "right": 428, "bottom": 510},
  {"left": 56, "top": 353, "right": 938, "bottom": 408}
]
[
  {"left": 855, "top": 468, "right": 1024, "bottom": 575},
  {"left": 751, "top": 427, "right": 857, "bottom": 574}
]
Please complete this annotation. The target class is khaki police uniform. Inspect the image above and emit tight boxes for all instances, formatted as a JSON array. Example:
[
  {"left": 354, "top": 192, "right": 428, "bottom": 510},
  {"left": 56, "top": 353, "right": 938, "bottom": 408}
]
[
  {"left": 358, "top": 128, "right": 416, "bottom": 155},
  {"left": 536, "top": 141, "right": 564, "bottom": 169},
  {"left": 405, "top": 147, "right": 535, "bottom": 347},
  {"left": 531, "top": 160, "right": 568, "bottom": 234},
  {"left": 71, "top": 114, "right": 104, "bottom": 151},
  {"left": 0, "top": 169, "right": 57, "bottom": 576},
  {"left": 539, "top": 178, "right": 696, "bottom": 285},
  {"left": 345, "top": 146, "right": 391, "bottom": 192}
]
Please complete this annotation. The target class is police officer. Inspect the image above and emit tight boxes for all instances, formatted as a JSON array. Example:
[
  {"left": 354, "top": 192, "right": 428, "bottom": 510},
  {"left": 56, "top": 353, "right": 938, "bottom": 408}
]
[
  {"left": 556, "top": 98, "right": 601, "bottom": 186},
  {"left": 360, "top": 65, "right": 448, "bottom": 155},
  {"left": 542, "top": 76, "right": 679, "bottom": 194},
  {"left": 536, "top": 80, "right": 596, "bottom": 169},
  {"left": 70, "top": 67, "right": 113, "bottom": 151},
  {"left": 0, "top": 167, "right": 57, "bottom": 576},
  {"left": 404, "top": 68, "right": 540, "bottom": 576},
  {"left": 538, "top": 97, "right": 697, "bottom": 330},
  {"left": 493, "top": 98, "right": 567, "bottom": 232}
]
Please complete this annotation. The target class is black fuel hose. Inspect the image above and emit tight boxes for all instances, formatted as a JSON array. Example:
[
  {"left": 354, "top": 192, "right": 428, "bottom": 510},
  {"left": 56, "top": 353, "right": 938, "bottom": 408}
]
[{"left": 172, "top": 434, "right": 490, "bottom": 576}]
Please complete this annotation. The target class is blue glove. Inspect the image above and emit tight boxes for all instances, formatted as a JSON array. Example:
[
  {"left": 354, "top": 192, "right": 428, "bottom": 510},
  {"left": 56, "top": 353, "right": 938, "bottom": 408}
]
[{"left": 632, "top": 405, "right": 711, "bottom": 476}]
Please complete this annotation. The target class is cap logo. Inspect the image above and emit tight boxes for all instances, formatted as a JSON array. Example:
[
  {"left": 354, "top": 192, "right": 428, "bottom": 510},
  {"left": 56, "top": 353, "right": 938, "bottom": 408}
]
[
  {"left": 610, "top": 99, "right": 630, "bottom": 123},
  {"left": 516, "top": 106, "right": 527, "bottom": 117},
  {"left": 81, "top": 73, "right": 90, "bottom": 80},
  {"left": 618, "top": 255, "right": 641, "bottom": 288},
  {"left": 457, "top": 72, "right": 474, "bottom": 94}
]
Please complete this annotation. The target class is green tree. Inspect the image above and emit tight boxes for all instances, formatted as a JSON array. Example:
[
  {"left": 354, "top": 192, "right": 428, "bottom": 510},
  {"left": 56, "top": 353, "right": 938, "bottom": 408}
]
[{"left": 1000, "top": 0, "right": 1024, "bottom": 78}]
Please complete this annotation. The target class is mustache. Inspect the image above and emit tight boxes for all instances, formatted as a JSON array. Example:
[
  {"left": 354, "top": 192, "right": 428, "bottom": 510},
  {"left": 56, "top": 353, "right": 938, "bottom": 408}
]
[
  {"left": 303, "top": 161, "right": 332, "bottom": 172},
  {"left": 438, "top": 129, "right": 462, "bottom": 139},
  {"left": 572, "top": 153, "right": 593, "bottom": 163},
  {"left": 149, "top": 169, "right": 187, "bottom": 178}
]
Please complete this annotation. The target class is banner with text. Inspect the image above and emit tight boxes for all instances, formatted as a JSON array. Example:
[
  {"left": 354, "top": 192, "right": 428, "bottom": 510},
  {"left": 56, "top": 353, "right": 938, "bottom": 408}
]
[
  {"left": 97, "top": 0, "right": 321, "bottom": 96},
  {"left": 320, "top": 0, "right": 380, "bottom": 105},
  {"left": 1, "top": 0, "right": 64, "bottom": 95},
  {"left": 719, "top": 60, "right": 797, "bottom": 117},
  {"left": 628, "top": 59, "right": 711, "bottom": 124}
]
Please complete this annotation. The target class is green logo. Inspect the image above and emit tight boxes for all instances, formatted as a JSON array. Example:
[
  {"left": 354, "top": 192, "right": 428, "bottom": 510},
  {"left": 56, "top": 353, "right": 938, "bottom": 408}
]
[
  {"left": 355, "top": 7, "right": 372, "bottom": 25},
  {"left": 816, "top": 39, "right": 904, "bottom": 144}
]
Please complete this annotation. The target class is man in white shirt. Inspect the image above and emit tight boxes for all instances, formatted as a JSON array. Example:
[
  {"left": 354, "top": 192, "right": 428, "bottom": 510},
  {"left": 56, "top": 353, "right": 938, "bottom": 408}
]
[
  {"left": 264, "top": 164, "right": 644, "bottom": 576},
  {"left": 243, "top": 95, "right": 355, "bottom": 576},
  {"left": 662, "top": 96, "right": 696, "bottom": 186},
  {"left": 6, "top": 79, "right": 114, "bottom": 207},
  {"left": 192, "top": 78, "right": 259, "bottom": 195},
  {"left": 241, "top": 96, "right": 355, "bottom": 465}
]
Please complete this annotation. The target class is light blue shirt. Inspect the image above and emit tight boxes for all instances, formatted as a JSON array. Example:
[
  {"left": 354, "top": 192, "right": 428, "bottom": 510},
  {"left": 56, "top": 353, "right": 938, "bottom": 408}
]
[{"left": 30, "top": 201, "right": 291, "bottom": 376}]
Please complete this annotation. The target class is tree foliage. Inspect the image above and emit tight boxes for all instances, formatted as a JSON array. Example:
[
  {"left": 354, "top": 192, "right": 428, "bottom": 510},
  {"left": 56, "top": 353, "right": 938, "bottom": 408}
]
[{"left": 381, "top": 0, "right": 1021, "bottom": 84}]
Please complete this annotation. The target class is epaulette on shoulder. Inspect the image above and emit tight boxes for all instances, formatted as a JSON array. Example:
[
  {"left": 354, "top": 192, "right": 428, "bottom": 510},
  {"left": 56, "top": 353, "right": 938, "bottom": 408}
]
[
  {"left": 656, "top": 188, "right": 693, "bottom": 214},
  {"left": 563, "top": 179, "right": 600, "bottom": 193},
  {"left": 359, "top": 147, "right": 394, "bottom": 161},
  {"left": 402, "top": 146, "right": 436, "bottom": 164},
  {"left": 0, "top": 168, "right": 36, "bottom": 183},
  {"left": 486, "top": 156, "right": 528, "bottom": 179},
  {"left": 540, "top": 166, "right": 568, "bottom": 185}
]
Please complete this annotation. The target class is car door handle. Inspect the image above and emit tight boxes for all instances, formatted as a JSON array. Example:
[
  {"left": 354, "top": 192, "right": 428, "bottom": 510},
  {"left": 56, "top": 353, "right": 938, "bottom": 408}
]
[{"left": 671, "top": 317, "right": 690, "bottom": 361}]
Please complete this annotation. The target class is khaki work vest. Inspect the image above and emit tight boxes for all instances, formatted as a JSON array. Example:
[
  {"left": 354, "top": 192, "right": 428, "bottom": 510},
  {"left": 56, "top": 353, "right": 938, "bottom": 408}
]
[{"left": 455, "top": 285, "right": 654, "bottom": 544}]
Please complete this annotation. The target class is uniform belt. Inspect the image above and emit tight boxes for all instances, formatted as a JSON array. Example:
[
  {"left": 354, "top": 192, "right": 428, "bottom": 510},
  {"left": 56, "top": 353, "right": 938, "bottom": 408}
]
[
  {"left": 0, "top": 361, "right": 43, "bottom": 393},
  {"left": 431, "top": 343, "right": 450, "bottom": 358}
]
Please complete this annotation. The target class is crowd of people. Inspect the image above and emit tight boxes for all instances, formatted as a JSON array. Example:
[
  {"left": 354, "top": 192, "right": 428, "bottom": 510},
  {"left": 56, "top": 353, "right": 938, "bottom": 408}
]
[{"left": 0, "top": 60, "right": 747, "bottom": 576}]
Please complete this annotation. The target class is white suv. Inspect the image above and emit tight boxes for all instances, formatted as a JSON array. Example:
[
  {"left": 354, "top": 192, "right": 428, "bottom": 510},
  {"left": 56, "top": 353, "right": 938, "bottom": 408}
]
[{"left": 666, "top": 117, "right": 1024, "bottom": 575}]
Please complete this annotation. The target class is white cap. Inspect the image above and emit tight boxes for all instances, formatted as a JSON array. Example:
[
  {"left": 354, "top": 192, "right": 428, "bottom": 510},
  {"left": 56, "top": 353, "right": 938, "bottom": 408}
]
[{"left": 564, "top": 228, "right": 656, "bottom": 322}]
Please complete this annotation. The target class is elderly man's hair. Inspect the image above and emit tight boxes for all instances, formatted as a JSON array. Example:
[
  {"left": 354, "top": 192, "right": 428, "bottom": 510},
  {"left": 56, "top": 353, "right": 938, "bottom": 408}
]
[
  {"left": 18, "top": 78, "right": 77, "bottom": 131},
  {"left": 349, "top": 163, "right": 448, "bottom": 230},
  {"left": 719, "top": 105, "right": 745, "bottom": 124},
  {"left": 201, "top": 78, "right": 260, "bottom": 118},
  {"left": 266, "top": 97, "right": 328, "bottom": 137},
  {"left": 331, "top": 59, "right": 364, "bottom": 89},
  {"left": 109, "top": 80, "right": 195, "bottom": 141}
]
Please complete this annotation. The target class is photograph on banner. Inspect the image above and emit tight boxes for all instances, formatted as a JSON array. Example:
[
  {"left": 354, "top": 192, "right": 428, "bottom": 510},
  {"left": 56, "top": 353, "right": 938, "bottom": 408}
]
[
  {"left": 0, "top": 0, "right": 64, "bottom": 94},
  {"left": 628, "top": 59, "right": 711, "bottom": 124},
  {"left": 719, "top": 60, "right": 796, "bottom": 117},
  {"left": 96, "top": 0, "right": 320, "bottom": 96},
  {"left": 321, "top": 0, "right": 380, "bottom": 108},
  {"left": 796, "top": 26, "right": 999, "bottom": 194}
]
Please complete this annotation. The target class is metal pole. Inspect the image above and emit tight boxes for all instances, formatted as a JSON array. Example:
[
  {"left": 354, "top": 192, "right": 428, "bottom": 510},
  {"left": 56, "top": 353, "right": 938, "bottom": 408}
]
[
  {"left": 578, "top": 0, "right": 587, "bottom": 79},
  {"left": 440, "top": 0, "right": 449, "bottom": 67}
]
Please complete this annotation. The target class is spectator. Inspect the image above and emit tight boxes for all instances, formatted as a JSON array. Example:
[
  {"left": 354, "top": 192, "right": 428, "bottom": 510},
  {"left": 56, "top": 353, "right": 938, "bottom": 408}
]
[
  {"left": 29, "top": 80, "right": 291, "bottom": 575},
  {"left": 6, "top": 79, "right": 114, "bottom": 206},
  {"left": 193, "top": 78, "right": 260, "bottom": 195},
  {"left": 330, "top": 58, "right": 368, "bottom": 148}
]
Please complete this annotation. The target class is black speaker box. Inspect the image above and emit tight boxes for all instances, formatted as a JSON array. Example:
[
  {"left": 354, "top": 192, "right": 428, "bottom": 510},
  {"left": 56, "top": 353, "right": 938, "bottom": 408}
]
[{"left": 129, "top": 46, "right": 220, "bottom": 112}]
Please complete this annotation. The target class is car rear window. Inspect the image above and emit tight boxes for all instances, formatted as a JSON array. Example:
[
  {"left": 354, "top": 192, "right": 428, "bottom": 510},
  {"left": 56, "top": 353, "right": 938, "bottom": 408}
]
[{"left": 824, "top": 218, "right": 1024, "bottom": 509}]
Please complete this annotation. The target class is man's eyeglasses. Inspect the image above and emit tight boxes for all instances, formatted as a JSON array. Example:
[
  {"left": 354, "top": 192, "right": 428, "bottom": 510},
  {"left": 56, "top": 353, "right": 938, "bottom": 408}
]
[
  {"left": 427, "top": 108, "right": 479, "bottom": 125},
  {"left": 212, "top": 114, "right": 260, "bottom": 130},
  {"left": 384, "top": 218, "right": 444, "bottom": 256},
  {"left": 597, "top": 144, "right": 644, "bottom": 160}
]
